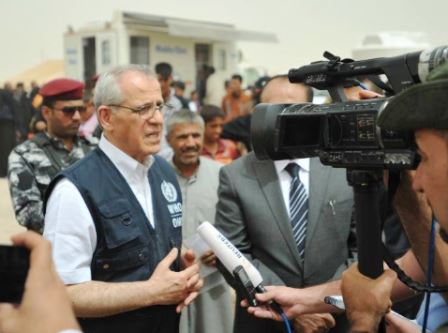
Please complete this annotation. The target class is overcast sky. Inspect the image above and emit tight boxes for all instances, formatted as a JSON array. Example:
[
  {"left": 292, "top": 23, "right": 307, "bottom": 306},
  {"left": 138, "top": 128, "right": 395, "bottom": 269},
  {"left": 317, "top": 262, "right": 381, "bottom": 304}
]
[{"left": 1, "top": 0, "right": 447, "bottom": 82}]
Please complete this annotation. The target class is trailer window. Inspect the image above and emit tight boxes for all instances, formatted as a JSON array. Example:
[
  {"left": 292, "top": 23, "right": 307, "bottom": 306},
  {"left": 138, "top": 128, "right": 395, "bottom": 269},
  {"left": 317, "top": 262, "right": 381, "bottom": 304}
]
[
  {"left": 130, "top": 36, "right": 149, "bottom": 65},
  {"left": 102, "top": 40, "right": 111, "bottom": 65},
  {"left": 218, "top": 49, "right": 227, "bottom": 70}
]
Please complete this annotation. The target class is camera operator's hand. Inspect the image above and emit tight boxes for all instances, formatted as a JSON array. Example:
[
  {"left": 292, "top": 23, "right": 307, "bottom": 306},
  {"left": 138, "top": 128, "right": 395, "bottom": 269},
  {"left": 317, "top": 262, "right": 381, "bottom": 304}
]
[
  {"left": 358, "top": 89, "right": 382, "bottom": 100},
  {"left": 341, "top": 263, "right": 397, "bottom": 333},
  {"left": 0, "top": 231, "right": 80, "bottom": 333},
  {"left": 345, "top": 86, "right": 382, "bottom": 101},
  {"left": 292, "top": 313, "right": 336, "bottom": 333}
]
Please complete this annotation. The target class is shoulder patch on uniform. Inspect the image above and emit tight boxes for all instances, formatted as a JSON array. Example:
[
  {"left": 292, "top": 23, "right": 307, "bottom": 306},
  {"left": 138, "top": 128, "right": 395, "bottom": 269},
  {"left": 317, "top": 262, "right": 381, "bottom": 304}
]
[{"left": 17, "top": 170, "right": 34, "bottom": 190}]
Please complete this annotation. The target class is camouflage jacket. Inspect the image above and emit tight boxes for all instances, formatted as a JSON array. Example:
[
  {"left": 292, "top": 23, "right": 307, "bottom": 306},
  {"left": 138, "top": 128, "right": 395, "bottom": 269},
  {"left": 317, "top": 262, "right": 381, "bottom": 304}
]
[{"left": 7, "top": 132, "right": 97, "bottom": 233}]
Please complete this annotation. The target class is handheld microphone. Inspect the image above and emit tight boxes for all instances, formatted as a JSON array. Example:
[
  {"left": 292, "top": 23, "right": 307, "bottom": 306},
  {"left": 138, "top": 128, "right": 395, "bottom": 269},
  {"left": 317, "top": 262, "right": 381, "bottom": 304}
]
[
  {"left": 197, "top": 221, "right": 263, "bottom": 287},
  {"left": 197, "top": 222, "right": 282, "bottom": 314}
]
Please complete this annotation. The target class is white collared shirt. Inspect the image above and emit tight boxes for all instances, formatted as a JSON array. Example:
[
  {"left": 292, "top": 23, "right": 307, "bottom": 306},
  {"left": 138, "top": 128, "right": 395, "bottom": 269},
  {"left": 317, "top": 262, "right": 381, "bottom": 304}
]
[
  {"left": 44, "top": 135, "right": 155, "bottom": 285},
  {"left": 99, "top": 135, "right": 155, "bottom": 226},
  {"left": 274, "top": 158, "right": 310, "bottom": 217}
]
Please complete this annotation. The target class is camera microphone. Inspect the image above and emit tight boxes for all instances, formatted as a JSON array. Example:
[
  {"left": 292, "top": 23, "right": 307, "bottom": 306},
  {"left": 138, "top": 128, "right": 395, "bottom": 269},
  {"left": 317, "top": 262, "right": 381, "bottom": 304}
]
[
  {"left": 417, "top": 46, "right": 448, "bottom": 83},
  {"left": 288, "top": 45, "right": 448, "bottom": 94}
]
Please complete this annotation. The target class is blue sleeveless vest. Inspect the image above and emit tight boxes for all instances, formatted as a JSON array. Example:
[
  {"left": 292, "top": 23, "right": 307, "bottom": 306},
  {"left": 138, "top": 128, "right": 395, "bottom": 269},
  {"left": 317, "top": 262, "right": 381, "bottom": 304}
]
[{"left": 44, "top": 148, "right": 183, "bottom": 333}]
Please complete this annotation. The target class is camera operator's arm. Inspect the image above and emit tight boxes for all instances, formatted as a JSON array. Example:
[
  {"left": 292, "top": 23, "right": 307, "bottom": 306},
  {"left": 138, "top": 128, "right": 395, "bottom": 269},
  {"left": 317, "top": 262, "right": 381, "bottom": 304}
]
[
  {"left": 394, "top": 171, "right": 448, "bottom": 300},
  {"left": 214, "top": 166, "right": 285, "bottom": 286},
  {"left": 243, "top": 251, "right": 422, "bottom": 324}
]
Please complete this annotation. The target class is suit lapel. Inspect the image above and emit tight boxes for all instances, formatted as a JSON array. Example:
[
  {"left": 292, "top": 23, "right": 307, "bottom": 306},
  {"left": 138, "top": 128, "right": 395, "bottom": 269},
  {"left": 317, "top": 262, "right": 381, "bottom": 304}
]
[
  {"left": 305, "top": 158, "right": 331, "bottom": 249},
  {"left": 252, "top": 157, "right": 303, "bottom": 268}
]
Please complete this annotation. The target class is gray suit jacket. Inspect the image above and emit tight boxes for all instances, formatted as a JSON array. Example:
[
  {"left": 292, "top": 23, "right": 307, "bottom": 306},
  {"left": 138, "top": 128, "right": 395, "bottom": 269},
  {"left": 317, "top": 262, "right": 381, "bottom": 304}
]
[{"left": 215, "top": 152, "right": 356, "bottom": 333}]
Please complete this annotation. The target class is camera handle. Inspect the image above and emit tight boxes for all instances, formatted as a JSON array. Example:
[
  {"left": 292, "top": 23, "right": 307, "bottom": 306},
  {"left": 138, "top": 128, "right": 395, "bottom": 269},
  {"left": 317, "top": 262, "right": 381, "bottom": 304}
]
[
  {"left": 347, "top": 169, "right": 386, "bottom": 333},
  {"left": 328, "top": 86, "right": 348, "bottom": 103}
]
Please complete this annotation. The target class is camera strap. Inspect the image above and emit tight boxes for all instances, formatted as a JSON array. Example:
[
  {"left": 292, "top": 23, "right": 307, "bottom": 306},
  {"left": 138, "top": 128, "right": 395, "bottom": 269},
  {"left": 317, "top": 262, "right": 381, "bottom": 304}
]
[{"left": 382, "top": 243, "right": 448, "bottom": 293}]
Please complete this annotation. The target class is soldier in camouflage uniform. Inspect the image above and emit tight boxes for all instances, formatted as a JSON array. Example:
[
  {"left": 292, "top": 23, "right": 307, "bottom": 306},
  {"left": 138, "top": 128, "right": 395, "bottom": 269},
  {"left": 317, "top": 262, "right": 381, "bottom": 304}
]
[{"left": 7, "top": 78, "right": 97, "bottom": 233}]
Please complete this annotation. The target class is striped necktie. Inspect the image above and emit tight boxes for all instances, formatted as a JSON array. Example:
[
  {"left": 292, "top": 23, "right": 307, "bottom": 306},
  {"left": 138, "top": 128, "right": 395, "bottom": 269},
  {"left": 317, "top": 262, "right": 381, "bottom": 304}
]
[{"left": 285, "top": 163, "right": 308, "bottom": 260}]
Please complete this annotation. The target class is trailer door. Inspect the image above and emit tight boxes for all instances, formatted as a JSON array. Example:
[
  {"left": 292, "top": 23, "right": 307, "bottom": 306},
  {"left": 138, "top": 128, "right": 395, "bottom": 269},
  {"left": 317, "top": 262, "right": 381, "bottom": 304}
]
[{"left": 82, "top": 37, "right": 96, "bottom": 84}]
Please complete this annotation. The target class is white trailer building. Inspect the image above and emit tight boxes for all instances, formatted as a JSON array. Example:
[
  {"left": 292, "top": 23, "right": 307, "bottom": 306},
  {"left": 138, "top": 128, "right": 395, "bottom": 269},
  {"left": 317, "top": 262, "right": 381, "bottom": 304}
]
[{"left": 64, "top": 10, "right": 276, "bottom": 89}]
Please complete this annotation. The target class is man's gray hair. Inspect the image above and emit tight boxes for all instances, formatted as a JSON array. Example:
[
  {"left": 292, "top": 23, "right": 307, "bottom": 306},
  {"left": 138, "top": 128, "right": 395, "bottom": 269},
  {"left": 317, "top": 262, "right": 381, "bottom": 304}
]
[
  {"left": 166, "top": 109, "right": 204, "bottom": 135},
  {"left": 93, "top": 64, "right": 155, "bottom": 108}
]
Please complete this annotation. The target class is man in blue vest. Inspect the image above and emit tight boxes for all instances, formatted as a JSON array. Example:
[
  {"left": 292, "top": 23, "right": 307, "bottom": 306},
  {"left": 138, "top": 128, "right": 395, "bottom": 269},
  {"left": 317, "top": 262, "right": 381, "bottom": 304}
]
[{"left": 43, "top": 65, "right": 203, "bottom": 333}]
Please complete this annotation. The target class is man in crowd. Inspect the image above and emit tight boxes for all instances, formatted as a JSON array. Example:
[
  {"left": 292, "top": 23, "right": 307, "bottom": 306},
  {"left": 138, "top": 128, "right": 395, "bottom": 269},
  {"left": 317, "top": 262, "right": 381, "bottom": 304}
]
[
  {"left": 221, "top": 74, "right": 252, "bottom": 123},
  {"left": 155, "top": 62, "right": 183, "bottom": 161},
  {"left": 172, "top": 81, "right": 190, "bottom": 109},
  {"left": 204, "top": 66, "right": 224, "bottom": 107},
  {"left": 167, "top": 109, "right": 233, "bottom": 333},
  {"left": 78, "top": 88, "right": 99, "bottom": 138},
  {"left": 13, "top": 82, "right": 33, "bottom": 140},
  {"left": 155, "top": 62, "right": 182, "bottom": 111},
  {"left": 0, "top": 87, "right": 19, "bottom": 177},
  {"left": 201, "top": 105, "right": 241, "bottom": 165},
  {"left": 221, "top": 76, "right": 271, "bottom": 152},
  {"left": 215, "top": 74, "right": 356, "bottom": 333},
  {"left": 8, "top": 78, "right": 97, "bottom": 233},
  {"left": 28, "top": 80, "right": 40, "bottom": 104},
  {"left": 43, "top": 65, "right": 202, "bottom": 333}
]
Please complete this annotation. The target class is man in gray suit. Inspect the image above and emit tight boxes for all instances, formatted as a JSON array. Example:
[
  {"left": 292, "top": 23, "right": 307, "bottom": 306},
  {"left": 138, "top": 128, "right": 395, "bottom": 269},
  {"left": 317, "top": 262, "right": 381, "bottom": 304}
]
[{"left": 215, "top": 75, "right": 357, "bottom": 333}]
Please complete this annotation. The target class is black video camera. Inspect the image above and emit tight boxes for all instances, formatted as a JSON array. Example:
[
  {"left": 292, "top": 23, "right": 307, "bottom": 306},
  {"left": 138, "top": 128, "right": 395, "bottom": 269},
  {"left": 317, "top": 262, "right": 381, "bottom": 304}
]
[{"left": 251, "top": 46, "right": 448, "bottom": 169}]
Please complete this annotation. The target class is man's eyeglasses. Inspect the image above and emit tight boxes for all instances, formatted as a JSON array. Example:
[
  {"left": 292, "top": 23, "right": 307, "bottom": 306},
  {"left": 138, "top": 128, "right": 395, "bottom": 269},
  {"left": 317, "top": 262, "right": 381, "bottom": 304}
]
[
  {"left": 107, "top": 103, "right": 173, "bottom": 119},
  {"left": 54, "top": 106, "right": 87, "bottom": 115}
]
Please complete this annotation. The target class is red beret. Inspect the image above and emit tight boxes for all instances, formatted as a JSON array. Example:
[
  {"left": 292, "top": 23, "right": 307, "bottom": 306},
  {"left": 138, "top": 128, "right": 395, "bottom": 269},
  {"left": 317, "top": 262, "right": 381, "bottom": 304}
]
[{"left": 40, "top": 78, "right": 85, "bottom": 100}]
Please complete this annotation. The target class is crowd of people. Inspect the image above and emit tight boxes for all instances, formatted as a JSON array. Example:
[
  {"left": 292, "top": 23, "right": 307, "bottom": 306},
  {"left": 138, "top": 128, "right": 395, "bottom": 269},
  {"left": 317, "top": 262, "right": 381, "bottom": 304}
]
[
  {"left": 0, "top": 81, "right": 39, "bottom": 177},
  {"left": 1, "top": 58, "right": 448, "bottom": 333}
]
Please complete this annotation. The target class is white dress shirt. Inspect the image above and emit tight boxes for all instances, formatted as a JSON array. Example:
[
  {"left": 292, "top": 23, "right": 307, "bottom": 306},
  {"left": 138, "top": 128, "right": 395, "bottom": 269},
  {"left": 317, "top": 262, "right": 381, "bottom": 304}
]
[
  {"left": 274, "top": 158, "right": 310, "bottom": 217},
  {"left": 44, "top": 135, "right": 155, "bottom": 285}
]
